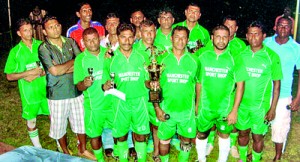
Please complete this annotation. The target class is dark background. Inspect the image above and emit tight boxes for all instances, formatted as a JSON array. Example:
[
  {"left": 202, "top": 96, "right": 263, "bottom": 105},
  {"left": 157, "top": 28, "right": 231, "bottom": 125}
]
[{"left": 0, "top": 0, "right": 296, "bottom": 45}]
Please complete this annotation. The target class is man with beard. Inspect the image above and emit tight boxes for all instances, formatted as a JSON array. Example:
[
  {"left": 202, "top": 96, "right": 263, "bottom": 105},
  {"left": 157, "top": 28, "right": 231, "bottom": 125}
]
[
  {"left": 264, "top": 17, "right": 300, "bottom": 161},
  {"left": 236, "top": 21, "right": 282, "bottom": 162},
  {"left": 39, "top": 16, "right": 95, "bottom": 160},
  {"left": 196, "top": 25, "right": 247, "bottom": 162},
  {"left": 67, "top": 2, "right": 105, "bottom": 51}
]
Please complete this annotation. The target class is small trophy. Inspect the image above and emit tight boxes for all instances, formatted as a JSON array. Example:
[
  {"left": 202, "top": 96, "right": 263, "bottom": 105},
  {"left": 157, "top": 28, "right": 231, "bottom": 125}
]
[
  {"left": 106, "top": 42, "right": 114, "bottom": 57},
  {"left": 286, "top": 105, "right": 291, "bottom": 110},
  {"left": 147, "top": 46, "right": 164, "bottom": 103},
  {"left": 88, "top": 68, "right": 94, "bottom": 80},
  {"left": 187, "top": 40, "right": 204, "bottom": 54},
  {"left": 36, "top": 61, "right": 41, "bottom": 67},
  {"left": 110, "top": 72, "right": 116, "bottom": 89}
]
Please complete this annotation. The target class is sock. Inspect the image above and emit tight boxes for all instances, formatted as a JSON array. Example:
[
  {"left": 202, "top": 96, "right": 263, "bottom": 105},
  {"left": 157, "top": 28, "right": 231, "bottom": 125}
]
[
  {"left": 135, "top": 141, "right": 147, "bottom": 162},
  {"left": 230, "top": 132, "right": 238, "bottom": 148},
  {"left": 207, "top": 130, "right": 216, "bottom": 146},
  {"left": 178, "top": 150, "right": 190, "bottom": 162},
  {"left": 160, "top": 154, "right": 169, "bottom": 162},
  {"left": 93, "top": 147, "right": 104, "bottom": 162},
  {"left": 218, "top": 136, "right": 230, "bottom": 162},
  {"left": 28, "top": 129, "right": 42, "bottom": 148},
  {"left": 252, "top": 150, "right": 262, "bottom": 162},
  {"left": 195, "top": 138, "right": 207, "bottom": 161},
  {"left": 113, "top": 144, "right": 119, "bottom": 156},
  {"left": 238, "top": 145, "right": 248, "bottom": 162},
  {"left": 117, "top": 141, "right": 128, "bottom": 162}
]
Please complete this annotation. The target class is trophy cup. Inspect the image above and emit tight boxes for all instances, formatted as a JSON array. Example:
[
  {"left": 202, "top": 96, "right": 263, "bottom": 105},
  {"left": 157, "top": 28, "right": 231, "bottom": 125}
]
[
  {"left": 36, "top": 61, "right": 41, "bottom": 67},
  {"left": 106, "top": 42, "right": 114, "bottom": 57},
  {"left": 187, "top": 40, "right": 204, "bottom": 54},
  {"left": 110, "top": 72, "right": 116, "bottom": 89},
  {"left": 87, "top": 68, "right": 94, "bottom": 80}
]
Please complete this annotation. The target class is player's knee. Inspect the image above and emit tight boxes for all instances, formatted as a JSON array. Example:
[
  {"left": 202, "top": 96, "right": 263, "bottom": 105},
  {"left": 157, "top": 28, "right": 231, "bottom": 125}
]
[
  {"left": 117, "top": 135, "right": 128, "bottom": 142},
  {"left": 27, "top": 118, "right": 37, "bottom": 129},
  {"left": 239, "top": 129, "right": 250, "bottom": 137},
  {"left": 197, "top": 131, "right": 209, "bottom": 140},
  {"left": 135, "top": 134, "right": 147, "bottom": 142},
  {"left": 180, "top": 141, "right": 192, "bottom": 152},
  {"left": 160, "top": 139, "right": 171, "bottom": 145}
]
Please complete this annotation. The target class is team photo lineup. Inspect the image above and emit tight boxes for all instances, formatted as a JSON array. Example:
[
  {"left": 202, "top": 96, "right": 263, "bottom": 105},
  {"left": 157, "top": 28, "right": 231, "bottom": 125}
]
[{"left": 3, "top": 1, "right": 300, "bottom": 162}]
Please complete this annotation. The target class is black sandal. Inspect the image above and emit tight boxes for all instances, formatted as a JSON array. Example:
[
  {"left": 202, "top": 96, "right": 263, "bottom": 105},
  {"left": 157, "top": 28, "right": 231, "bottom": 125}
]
[{"left": 105, "top": 148, "right": 113, "bottom": 157}]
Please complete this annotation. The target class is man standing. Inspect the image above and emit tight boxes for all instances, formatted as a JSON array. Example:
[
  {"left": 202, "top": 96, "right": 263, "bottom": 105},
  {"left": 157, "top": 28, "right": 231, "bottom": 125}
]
[
  {"left": 67, "top": 2, "right": 105, "bottom": 51},
  {"left": 153, "top": 26, "right": 199, "bottom": 162},
  {"left": 236, "top": 21, "right": 283, "bottom": 162},
  {"left": 100, "top": 13, "right": 120, "bottom": 51},
  {"left": 39, "top": 16, "right": 95, "bottom": 160},
  {"left": 108, "top": 23, "right": 150, "bottom": 162},
  {"left": 4, "top": 18, "right": 49, "bottom": 148},
  {"left": 154, "top": 9, "right": 175, "bottom": 50},
  {"left": 196, "top": 25, "right": 247, "bottom": 162},
  {"left": 74, "top": 27, "right": 111, "bottom": 162},
  {"left": 130, "top": 9, "right": 146, "bottom": 42},
  {"left": 175, "top": 2, "right": 210, "bottom": 52},
  {"left": 264, "top": 17, "right": 300, "bottom": 161},
  {"left": 204, "top": 15, "right": 246, "bottom": 158}
]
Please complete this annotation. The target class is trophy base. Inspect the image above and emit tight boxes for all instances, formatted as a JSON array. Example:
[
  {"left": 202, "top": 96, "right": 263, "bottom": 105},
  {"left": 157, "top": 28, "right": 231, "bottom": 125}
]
[{"left": 149, "top": 90, "right": 163, "bottom": 103}]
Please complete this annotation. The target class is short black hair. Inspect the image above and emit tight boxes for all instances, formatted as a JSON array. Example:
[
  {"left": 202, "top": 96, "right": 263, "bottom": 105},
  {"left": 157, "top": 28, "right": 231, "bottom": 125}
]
[
  {"left": 158, "top": 8, "right": 174, "bottom": 17},
  {"left": 140, "top": 19, "right": 155, "bottom": 29},
  {"left": 172, "top": 26, "right": 190, "bottom": 38},
  {"left": 82, "top": 27, "right": 99, "bottom": 38},
  {"left": 186, "top": 2, "right": 200, "bottom": 10},
  {"left": 212, "top": 24, "right": 230, "bottom": 35},
  {"left": 117, "top": 23, "right": 136, "bottom": 36},
  {"left": 16, "top": 18, "right": 31, "bottom": 31},
  {"left": 223, "top": 15, "right": 239, "bottom": 26},
  {"left": 42, "top": 16, "right": 58, "bottom": 29},
  {"left": 277, "top": 17, "right": 293, "bottom": 27},
  {"left": 76, "top": 2, "right": 90, "bottom": 12},
  {"left": 106, "top": 12, "right": 119, "bottom": 20},
  {"left": 247, "top": 20, "right": 266, "bottom": 34}
]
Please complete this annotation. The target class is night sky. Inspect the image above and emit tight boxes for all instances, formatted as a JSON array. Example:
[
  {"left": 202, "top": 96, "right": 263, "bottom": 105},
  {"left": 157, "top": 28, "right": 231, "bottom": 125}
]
[{"left": 0, "top": 0, "right": 296, "bottom": 42}]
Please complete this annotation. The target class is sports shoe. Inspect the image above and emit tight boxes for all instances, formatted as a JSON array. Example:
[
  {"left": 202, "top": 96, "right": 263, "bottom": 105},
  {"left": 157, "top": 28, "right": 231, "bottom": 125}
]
[
  {"left": 78, "top": 150, "right": 96, "bottom": 161},
  {"left": 205, "top": 143, "right": 214, "bottom": 155},
  {"left": 147, "top": 139, "right": 154, "bottom": 153},
  {"left": 230, "top": 146, "right": 240, "bottom": 158}
]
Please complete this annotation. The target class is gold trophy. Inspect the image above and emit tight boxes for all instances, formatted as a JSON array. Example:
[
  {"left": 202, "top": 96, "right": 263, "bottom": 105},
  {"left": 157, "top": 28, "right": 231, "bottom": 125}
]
[
  {"left": 187, "top": 40, "right": 204, "bottom": 54},
  {"left": 88, "top": 68, "right": 94, "bottom": 80},
  {"left": 147, "top": 46, "right": 165, "bottom": 103},
  {"left": 110, "top": 72, "right": 116, "bottom": 89},
  {"left": 36, "top": 61, "right": 41, "bottom": 67},
  {"left": 106, "top": 42, "right": 114, "bottom": 57}
]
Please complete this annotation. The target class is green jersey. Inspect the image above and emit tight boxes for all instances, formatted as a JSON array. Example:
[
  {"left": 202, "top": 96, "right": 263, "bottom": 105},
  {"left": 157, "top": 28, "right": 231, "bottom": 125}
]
[
  {"left": 198, "top": 48, "right": 248, "bottom": 112},
  {"left": 108, "top": 48, "right": 149, "bottom": 99},
  {"left": 154, "top": 27, "right": 172, "bottom": 50},
  {"left": 175, "top": 21, "right": 210, "bottom": 48},
  {"left": 157, "top": 50, "right": 200, "bottom": 113},
  {"left": 4, "top": 39, "right": 47, "bottom": 107},
  {"left": 240, "top": 46, "right": 283, "bottom": 109},
  {"left": 73, "top": 46, "right": 111, "bottom": 110}
]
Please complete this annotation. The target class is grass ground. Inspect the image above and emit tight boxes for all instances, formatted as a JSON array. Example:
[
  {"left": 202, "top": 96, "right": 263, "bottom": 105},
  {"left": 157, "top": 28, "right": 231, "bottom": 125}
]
[{"left": 0, "top": 49, "right": 299, "bottom": 162}]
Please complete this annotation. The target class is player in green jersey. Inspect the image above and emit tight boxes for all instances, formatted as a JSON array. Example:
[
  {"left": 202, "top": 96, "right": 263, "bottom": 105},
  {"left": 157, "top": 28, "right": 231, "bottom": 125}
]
[
  {"left": 74, "top": 27, "right": 112, "bottom": 162},
  {"left": 196, "top": 25, "right": 247, "bottom": 162},
  {"left": 4, "top": 18, "right": 49, "bottom": 149},
  {"left": 236, "top": 21, "right": 282, "bottom": 162},
  {"left": 152, "top": 26, "right": 200, "bottom": 162}
]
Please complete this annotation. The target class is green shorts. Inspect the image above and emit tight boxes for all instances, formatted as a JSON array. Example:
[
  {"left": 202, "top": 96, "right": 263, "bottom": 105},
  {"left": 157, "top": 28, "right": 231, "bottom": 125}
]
[
  {"left": 148, "top": 102, "right": 160, "bottom": 126},
  {"left": 235, "top": 106, "right": 269, "bottom": 135},
  {"left": 22, "top": 99, "right": 49, "bottom": 120},
  {"left": 112, "top": 96, "right": 150, "bottom": 138},
  {"left": 197, "top": 108, "right": 233, "bottom": 134},
  {"left": 157, "top": 110, "right": 196, "bottom": 140},
  {"left": 84, "top": 108, "right": 113, "bottom": 138}
]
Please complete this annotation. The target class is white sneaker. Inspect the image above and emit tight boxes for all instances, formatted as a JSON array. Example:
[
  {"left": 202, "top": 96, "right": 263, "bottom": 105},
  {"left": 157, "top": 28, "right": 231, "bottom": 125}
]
[
  {"left": 206, "top": 143, "right": 214, "bottom": 155},
  {"left": 230, "top": 146, "right": 240, "bottom": 158}
]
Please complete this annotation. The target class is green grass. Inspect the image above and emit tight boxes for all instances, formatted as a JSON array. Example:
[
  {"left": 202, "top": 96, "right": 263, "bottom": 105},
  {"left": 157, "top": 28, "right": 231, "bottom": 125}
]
[{"left": 0, "top": 50, "right": 300, "bottom": 162}]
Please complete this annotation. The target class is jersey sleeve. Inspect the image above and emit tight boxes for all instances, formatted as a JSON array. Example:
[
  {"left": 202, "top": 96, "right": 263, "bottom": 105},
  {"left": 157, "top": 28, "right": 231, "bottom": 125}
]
[{"left": 4, "top": 48, "right": 19, "bottom": 74}]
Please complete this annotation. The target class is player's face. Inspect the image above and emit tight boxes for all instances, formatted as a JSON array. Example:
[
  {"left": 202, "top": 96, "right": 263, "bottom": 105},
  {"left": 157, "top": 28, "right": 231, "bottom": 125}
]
[
  {"left": 224, "top": 20, "right": 238, "bottom": 39},
  {"left": 77, "top": 4, "right": 92, "bottom": 23},
  {"left": 141, "top": 24, "right": 156, "bottom": 46},
  {"left": 118, "top": 30, "right": 135, "bottom": 52},
  {"left": 212, "top": 29, "right": 229, "bottom": 51},
  {"left": 17, "top": 24, "right": 33, "bottom": 41},
  {"left": 171, "top": 30, "right": 188, "bottom": 51},
  {"left": 276, "top": 19, "right": 292, "bottom": 39},
  {"left": 105, "top": 18, "right": 120, "bottom": 35},
  {"left": 158, "top": 12, "right": 174, "bottom": 29},
  {"left": 43, "top": 19, "right": 62, "bottom": 39},
  {"left": 246, "top": 27, "right": 266, "bottom": 50},
  {"left": 130, "top": 11, "right": 145, "bottom": 27},
  {"left": 83, "top": 32, "right": 100, "bottom": 54},
  {"left": 185, "top": 6, "right": 201, "bottom": 22}
]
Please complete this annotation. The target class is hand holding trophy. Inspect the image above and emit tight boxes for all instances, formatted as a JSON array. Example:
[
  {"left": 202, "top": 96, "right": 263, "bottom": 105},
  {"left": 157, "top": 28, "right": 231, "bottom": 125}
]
[
  {"left": 187, "top": 40, "right": 204, "bottom": 54},
  {"left": 110, "top": 72, "right": 116, "bottom": 89},
  {"left": 147, "top": 46, "right": 170, "bottom": 120},
  {"left": 88, "top": 67, "right": 94, "bottom": 81}
]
